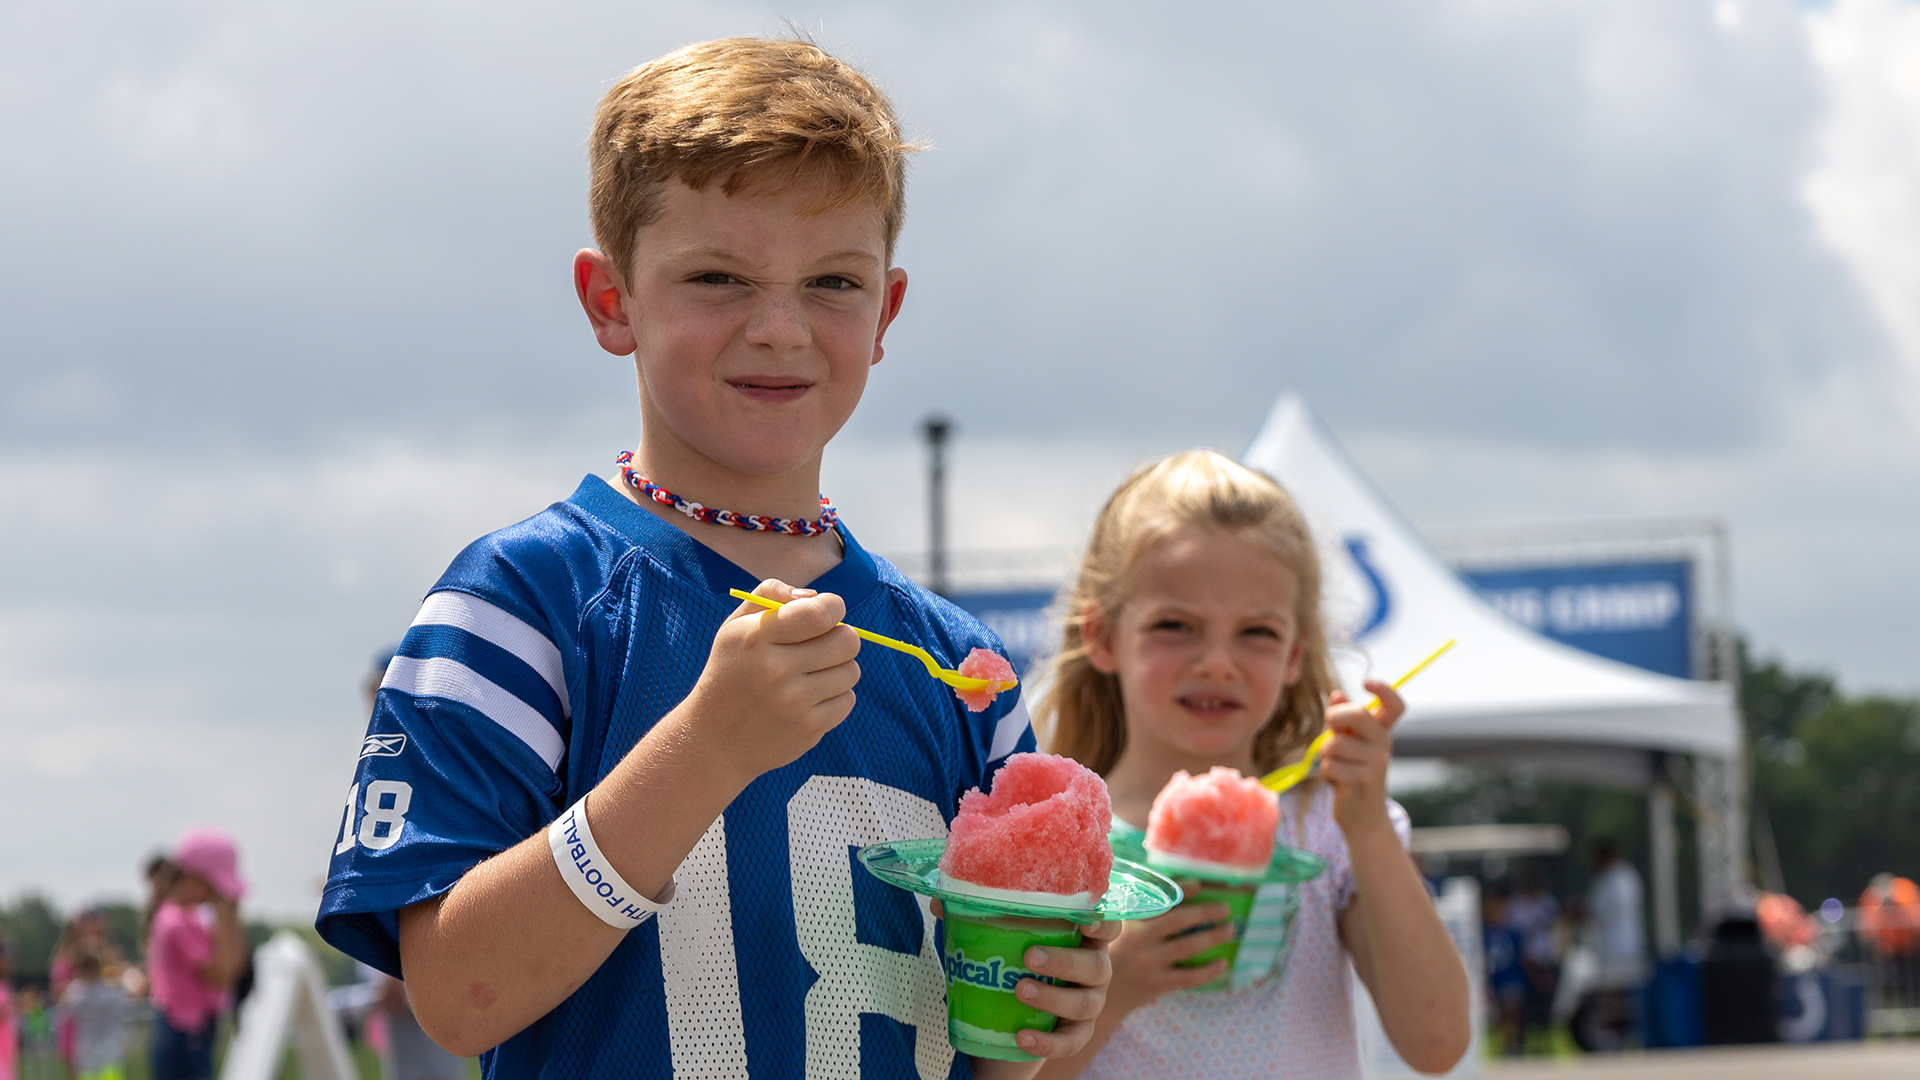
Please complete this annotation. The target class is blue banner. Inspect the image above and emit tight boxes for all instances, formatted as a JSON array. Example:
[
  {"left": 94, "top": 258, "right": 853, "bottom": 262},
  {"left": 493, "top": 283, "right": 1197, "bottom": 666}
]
[
  {"left": 947, "top": 589, "right": 1058, "bottom": 677},
  {"left": 1459, "top": 561, "right": 1693, "bottom": 678}
]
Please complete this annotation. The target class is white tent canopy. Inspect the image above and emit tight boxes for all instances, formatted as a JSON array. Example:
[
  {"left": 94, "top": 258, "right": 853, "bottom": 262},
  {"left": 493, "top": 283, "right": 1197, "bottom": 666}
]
[
  {"left": 1242, "top": 392, "right": 1739, "bottom": 771},
  {"left": 1242, "top": 392, "right": 1750, "bottom": 928}
]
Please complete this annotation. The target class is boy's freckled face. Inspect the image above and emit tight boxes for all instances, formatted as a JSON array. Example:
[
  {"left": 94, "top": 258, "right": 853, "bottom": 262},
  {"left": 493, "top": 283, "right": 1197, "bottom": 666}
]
[
  {"left": 1088, "top": 532, "right": 1306, "bottom": 770},
  {"left": 619, "top": 177, "right": 906, "bottom": 480}
]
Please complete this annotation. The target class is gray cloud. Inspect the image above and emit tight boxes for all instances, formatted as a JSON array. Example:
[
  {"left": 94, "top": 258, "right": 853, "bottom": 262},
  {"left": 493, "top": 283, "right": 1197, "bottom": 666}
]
[{"left": 4, "top": 1, "right": 1894, "bottom": 456}]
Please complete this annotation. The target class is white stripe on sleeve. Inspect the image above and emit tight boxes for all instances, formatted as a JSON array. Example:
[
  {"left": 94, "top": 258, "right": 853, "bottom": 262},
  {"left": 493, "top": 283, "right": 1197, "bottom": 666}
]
[
  {"left": 412, "top": 591, "right": 570, "bottom": 716},
  {"left": 382, "top": 655, "right": 565, "bottom": 772},
  {"left": 988, "top": 698, "right": 1031, "bottom": 763}
]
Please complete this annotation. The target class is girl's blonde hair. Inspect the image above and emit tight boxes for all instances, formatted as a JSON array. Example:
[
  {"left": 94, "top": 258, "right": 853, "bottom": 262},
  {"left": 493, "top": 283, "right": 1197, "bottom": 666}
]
[{"left": 1034, "top": 449, "right": 1337, "bottom": 776}]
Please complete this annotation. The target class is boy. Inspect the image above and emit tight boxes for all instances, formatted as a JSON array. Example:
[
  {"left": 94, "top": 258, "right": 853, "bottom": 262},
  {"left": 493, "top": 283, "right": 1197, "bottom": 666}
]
[{"left": 316, "top": 37, "right": 1115, "bottom": 1079}]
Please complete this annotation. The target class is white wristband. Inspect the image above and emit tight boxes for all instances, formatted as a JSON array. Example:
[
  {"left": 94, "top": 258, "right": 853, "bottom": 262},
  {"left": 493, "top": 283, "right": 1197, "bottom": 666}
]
[{"left": 548, "top": 795, "right": 674, "bottom": 929}]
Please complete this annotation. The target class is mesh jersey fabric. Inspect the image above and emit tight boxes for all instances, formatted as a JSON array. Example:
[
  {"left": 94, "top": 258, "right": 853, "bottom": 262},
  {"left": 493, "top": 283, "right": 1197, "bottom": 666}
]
[{"left": 316, "top": 475, "right": 1034, "bottom": 1079}]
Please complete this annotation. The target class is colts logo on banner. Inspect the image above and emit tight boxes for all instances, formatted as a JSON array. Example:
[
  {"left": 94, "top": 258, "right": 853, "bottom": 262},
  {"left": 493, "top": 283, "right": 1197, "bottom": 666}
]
[
  {"left": 1343, "top": 535, "right": 1391, "bottom": 642},
  {"left": 359, "top": 734, "right": 408, "bottom": 759}
]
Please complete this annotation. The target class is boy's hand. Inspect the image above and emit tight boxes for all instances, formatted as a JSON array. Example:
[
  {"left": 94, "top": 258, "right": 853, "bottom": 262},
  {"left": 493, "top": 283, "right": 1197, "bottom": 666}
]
[
  {"left": 1320, "top": 679, "right": 1404, "bottom": 839},
  {"left": 1006, "top": 919, "right": 1121, "bottom": 1060},
  {"left": 1104, "top": 896, "right": 1236, "bottom": 1015},
  {"left": 928, "top": 901, "right": 1120, "bottom": 1063},
  {"left": 686, "top": 579, "right": 861, "bottom": 784}
]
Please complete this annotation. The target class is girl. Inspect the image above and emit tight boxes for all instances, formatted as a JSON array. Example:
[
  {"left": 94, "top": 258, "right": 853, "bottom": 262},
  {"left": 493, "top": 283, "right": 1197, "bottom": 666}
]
[
  {"left": 0, "top": 939, "right": 17, "bottom": 1080},
  {"left": 1035, "top": 450, "right": 1469, "bottom": 1079},
  {"left": 146, "top": 829, "right": 247, "bottom": 1080}
]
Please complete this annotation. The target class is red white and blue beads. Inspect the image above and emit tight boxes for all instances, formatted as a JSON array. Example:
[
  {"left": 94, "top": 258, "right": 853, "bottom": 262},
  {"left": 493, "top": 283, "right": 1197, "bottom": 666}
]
[{"left": 616, "top": 451, "right": 840, "bottom": 537}]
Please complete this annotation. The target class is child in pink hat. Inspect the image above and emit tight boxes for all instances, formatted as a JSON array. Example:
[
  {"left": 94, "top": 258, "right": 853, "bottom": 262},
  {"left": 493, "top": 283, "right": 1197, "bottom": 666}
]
[{"left": 145, "top": 828, "right": 247, "bottom": 1080}]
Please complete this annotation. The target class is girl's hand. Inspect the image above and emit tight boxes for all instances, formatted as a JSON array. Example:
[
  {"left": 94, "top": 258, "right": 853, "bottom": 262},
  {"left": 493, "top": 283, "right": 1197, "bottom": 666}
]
[
  {"left": 1104, "top": 898, "right": 1237, "bottom": 1015},
  {"left": 1320, "top": 679, "right": 1404, "bottom": 839},
  {"left": 1330, "top": 678, "right": 1472, "bottom": 1072}
]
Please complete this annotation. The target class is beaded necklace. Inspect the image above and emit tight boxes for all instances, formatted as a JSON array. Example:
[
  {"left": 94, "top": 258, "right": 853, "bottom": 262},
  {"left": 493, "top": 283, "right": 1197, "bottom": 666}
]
[{"left": 616, "top": 451, "right": 840, "bottom": 537}]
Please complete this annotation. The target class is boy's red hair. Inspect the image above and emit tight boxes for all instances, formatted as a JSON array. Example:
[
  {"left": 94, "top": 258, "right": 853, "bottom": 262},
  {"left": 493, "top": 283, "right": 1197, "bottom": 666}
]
[{"left": 589, "top": 38, "right": 919, "bottom": 283}]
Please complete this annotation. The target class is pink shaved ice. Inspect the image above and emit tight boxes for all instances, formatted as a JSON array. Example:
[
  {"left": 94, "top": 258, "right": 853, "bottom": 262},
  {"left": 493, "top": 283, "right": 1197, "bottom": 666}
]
[
  {"left": 953, "top": 648, "right": 1017, "bottom": 712},
  {"left": 1145, "top": 767, "right": 1280, "bottom": 871},
  {"left": 940, "top": 752, "right": 1114, "bottom": 899}
]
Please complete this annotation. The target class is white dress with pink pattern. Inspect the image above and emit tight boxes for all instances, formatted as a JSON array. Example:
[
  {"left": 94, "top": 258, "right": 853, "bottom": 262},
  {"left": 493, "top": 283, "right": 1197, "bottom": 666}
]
[{"left": 1084, "top": 783, "right": 1412, "bottom": 1080}]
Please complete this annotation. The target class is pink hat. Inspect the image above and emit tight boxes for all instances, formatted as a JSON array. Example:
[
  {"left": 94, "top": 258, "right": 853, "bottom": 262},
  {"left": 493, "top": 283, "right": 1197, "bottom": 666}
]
[{"left": 172, "top": 826, "right": 247, "bottom": 901}]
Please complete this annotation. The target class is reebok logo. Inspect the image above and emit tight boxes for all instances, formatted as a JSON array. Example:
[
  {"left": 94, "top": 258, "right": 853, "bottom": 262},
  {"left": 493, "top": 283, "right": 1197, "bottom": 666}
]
[{"left": 360, "top": 734, "right": 408, "bottom": 759}]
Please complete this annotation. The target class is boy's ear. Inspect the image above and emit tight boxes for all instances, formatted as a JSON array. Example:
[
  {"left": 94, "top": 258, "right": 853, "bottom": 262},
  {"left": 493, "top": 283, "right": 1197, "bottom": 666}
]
[
  {"left": 1082, "top": 602, "right": 1119, "bottom": 675},
  {"left": 869, "top": 267, "right": 910, "bottom": 367},
  {"left": 575, "top": 249, "right": 636, "bottom": 357}
]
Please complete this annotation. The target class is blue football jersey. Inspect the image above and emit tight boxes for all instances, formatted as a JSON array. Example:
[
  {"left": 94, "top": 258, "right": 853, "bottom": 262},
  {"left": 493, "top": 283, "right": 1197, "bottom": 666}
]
[{"left": 317, "top": 475, "right": 1035, "bottom": 1079}]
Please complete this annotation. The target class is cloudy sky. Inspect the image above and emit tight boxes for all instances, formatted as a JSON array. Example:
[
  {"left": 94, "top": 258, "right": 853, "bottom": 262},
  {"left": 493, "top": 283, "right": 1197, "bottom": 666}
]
[{"left": 4, "top": 0, "right": 1917, "bottom": 917}]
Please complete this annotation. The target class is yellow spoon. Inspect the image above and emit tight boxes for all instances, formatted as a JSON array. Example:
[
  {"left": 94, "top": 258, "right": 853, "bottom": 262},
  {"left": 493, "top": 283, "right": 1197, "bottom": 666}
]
[
  {"left": 728, "top": 588, "right": 1019, "bottom": 695},
  {"left": 1260, "top": 638, "right": 1456, "bottom": 794}
]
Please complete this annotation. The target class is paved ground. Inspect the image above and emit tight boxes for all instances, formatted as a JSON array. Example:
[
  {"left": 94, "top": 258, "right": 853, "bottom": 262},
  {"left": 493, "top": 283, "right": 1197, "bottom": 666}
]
[{"left": 1487, "top": 1041, "right": 1920, "bottom": 1079}]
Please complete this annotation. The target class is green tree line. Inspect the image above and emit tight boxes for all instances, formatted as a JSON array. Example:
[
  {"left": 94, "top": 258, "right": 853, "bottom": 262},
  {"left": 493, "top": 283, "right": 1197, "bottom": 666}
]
[
  {"left": 0, "top": 898, "right": 353, "bottom": 989},
  {"left": 1744, "top": 648, "right": 1920, "bottom": 906}
]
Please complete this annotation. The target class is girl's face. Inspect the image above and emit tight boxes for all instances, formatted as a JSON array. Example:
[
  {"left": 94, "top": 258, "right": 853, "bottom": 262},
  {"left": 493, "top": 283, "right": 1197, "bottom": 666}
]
[
  {"left": 1086, "top": 530, "right": 1305, "bottom": 772},
  {"left": 171, "top": 873, "right": 216, "bottom": 906}
]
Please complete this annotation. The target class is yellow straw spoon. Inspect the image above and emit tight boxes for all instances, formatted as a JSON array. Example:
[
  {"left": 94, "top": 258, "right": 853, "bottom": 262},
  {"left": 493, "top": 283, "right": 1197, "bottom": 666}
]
[
  {"left": 728, "top": 588, "right": 1018, "bottom": 695},
  {"left": 1260, "top": 638, "right": 1456, "bottom": 794}
]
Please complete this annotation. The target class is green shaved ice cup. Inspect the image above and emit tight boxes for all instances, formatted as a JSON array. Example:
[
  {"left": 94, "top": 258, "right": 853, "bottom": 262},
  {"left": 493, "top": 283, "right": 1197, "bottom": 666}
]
[
  {"left": 1173, "top": 879, "right": 1261, "bottom": 992},
  {"left": 941, "top": 900, "right": 1084, "bottom": 1061},
  {"left": 855, "top": 839, "right": 1184, "bottom": 1060}
]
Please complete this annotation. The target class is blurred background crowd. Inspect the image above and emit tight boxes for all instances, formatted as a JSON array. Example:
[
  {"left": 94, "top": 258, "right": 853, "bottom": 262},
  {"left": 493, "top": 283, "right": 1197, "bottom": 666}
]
[
  {"left": 0, "top": 828, "right": 470, "bottom": 1080},
  {"left": 1403, "top": 646, "right": 1920, "bottom": 1057}
]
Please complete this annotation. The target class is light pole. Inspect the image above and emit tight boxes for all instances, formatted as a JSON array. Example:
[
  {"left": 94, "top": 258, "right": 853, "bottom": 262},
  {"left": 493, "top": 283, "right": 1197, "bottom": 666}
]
[{"left": 922, "top": 414, "right": 951, "bottom": 596}]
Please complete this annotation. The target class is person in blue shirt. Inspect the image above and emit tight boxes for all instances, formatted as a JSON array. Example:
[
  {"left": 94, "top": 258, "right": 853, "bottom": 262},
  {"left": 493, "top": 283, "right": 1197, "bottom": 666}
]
[
  {"left": 1482, "top": 884, "right": 1528, "bottom": 1056},
  {"left": 315, "top": 36, "right": 1117, "bottom": 1079}
]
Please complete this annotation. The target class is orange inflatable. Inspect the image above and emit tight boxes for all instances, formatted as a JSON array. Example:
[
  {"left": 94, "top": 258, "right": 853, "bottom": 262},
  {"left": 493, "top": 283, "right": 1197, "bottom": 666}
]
[
  {"left": 1858, "top": 874, "right": 1920, "bottom": 957},
  {"left": 1756, "top": 891, "right": 1816, "bottom": 949}
]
